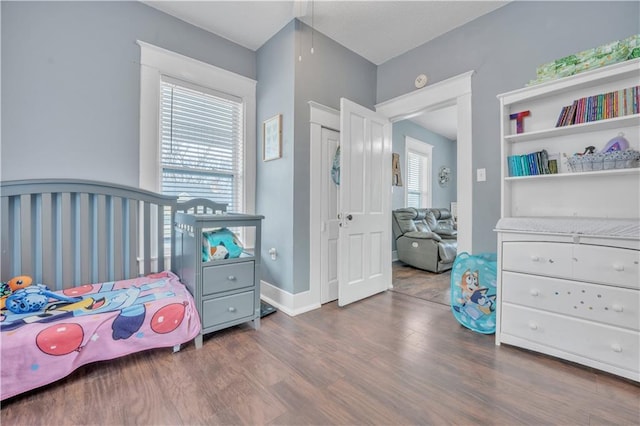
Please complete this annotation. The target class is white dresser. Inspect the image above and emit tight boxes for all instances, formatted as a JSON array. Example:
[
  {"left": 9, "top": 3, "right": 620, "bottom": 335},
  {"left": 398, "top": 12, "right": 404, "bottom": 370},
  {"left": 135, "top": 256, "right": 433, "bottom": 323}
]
[
  {"left": 496, "top": 228, "right": 639, "bottom": 382},
  {"left": 495, "top": 60, "right": 640, "bottom": 381}
]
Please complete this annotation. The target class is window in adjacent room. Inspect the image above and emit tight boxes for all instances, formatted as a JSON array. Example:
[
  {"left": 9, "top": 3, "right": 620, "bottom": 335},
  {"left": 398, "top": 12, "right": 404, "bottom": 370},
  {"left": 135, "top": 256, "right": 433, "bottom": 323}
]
[{"left": 405, "top": 136, "right": 433, "bottom": 208}]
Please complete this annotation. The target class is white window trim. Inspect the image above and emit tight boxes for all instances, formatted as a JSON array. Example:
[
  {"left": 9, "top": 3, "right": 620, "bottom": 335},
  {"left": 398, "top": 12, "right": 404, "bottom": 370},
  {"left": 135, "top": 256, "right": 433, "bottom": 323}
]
[
  {"left": 137, "top": 40, "right": 257, "bottom": 214},
  {"left": 404, "top": 136, "right": 433, "bottom": 208}
]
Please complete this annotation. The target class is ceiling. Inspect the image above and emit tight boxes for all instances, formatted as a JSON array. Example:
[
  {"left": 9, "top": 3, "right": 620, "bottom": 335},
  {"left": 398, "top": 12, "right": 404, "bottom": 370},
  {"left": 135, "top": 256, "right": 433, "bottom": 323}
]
[{"left": 143, "top": 0, "right": 510, "bottom": 139}]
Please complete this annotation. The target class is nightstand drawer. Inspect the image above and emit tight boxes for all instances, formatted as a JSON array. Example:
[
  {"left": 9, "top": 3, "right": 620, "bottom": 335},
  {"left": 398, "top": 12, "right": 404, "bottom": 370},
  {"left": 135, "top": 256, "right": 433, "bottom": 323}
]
[
  {"left": 502, "top": 271, "right": 640, "bottom": 330},
  {"left": 573, "top": 245, "right": 640, "bottom": 289},
  {"left": 502, "top": 242, "right": 572, "bottom": 278},
  {"left": 202, "top": 261, "right": 254, "bottom": 295},
  {"left": 202, "top": 291, "right": 255, "bottom": 328}
]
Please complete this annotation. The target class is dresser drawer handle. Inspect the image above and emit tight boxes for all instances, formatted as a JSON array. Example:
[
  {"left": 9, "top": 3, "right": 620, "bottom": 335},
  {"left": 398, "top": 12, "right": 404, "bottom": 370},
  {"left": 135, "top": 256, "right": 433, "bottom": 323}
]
[
  {"left": 611, "top": 343, "right": 622, "bottom": 353},
  {"left": 612, "top": 304, "right": 624, "bottom": 313},
  {"left": 613, "top": 264, "right": 624, "bottom": 272},
  {"left": 228, "top": 307, "right": 237, "bottom": 313},
  {"left": 227, "top": 275, "right": 236, "bottom": 281},
  {"left": 529, "top": 289, "right": 539, "bottom": 297},
  {"left": 528, "top": 322, "right": 538, "bottom": 331}
]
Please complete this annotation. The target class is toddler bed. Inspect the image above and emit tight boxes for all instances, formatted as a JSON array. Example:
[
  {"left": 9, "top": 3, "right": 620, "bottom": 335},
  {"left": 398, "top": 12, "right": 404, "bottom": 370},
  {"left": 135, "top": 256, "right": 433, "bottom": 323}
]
[{"left": 0, "top": 179, "right": 212, "bottom": 400}]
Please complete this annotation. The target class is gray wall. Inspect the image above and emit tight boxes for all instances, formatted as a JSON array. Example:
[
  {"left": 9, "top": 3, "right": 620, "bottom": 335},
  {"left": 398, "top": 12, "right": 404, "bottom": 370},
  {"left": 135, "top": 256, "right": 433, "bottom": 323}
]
[
  {"left": 257, "top": 20, "right": 376, "bottom": 294},
  {"left": 256, "top": 21, "right": 296, "bottom": 292},
  {"left": 292, "top": 21, "right": 376, "bottom": 294},
  {"left": 378, "top": 1, "right": 640, "bottom": 253},
  {"left": 1, "top": 1, "right": 255, "bottom": 186}
]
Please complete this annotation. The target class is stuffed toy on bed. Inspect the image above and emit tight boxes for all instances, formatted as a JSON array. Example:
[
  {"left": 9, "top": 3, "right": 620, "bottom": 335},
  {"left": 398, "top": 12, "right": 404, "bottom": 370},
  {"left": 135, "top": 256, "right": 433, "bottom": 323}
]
[
  {"left": 0, "top": 276, "right": 33, "bottom": 310},
  {"left": 1, "top": 275, "right": 80, "bottom": 314}
]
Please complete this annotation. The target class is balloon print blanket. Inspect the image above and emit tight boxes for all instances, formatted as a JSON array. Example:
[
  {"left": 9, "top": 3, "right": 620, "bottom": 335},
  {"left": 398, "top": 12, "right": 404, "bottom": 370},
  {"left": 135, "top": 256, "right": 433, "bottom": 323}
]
[{"left": 0, "top": 271, "right": 200, "bottom": 400}]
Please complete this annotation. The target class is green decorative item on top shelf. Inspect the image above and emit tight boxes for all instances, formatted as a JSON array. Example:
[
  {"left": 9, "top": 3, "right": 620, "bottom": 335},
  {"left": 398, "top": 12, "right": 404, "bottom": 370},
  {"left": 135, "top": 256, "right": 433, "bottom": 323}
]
[{"left": 528, "top": 34, "right": 640, "bottom": 86}]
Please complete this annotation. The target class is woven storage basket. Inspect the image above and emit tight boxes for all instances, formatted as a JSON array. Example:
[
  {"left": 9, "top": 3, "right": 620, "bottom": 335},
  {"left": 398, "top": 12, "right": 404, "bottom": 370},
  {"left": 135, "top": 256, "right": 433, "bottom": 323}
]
[{"left": 568, "top": 150, "right": 640, "bottom": 172}]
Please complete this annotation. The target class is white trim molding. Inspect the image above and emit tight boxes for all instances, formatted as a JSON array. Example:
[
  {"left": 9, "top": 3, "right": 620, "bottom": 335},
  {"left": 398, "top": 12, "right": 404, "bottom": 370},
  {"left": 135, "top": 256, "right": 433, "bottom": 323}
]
[
  {"left": 260, "top": 280, "right": 321, "bottom": 317},
  {"left": 137, "top": 40, "right": 257, "bottom": 214},
  {"left": 309, "top": 101, "right": 340, "bottom": 310}
]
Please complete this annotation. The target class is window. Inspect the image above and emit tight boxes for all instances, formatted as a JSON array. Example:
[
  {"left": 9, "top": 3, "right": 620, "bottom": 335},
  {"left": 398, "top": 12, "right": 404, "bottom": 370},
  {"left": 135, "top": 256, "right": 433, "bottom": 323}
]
[
  {"left": 138, "top": 40, "right": 256, "bottom": 211},
  {"left": 160, "top": 79, "right": 244, "bottom": 212},
  {"left": 138, "top": 41, "right": 257, "bottom": 265},
  {"left": 405, "top": 136, "right": 432, "bottom": 208}
]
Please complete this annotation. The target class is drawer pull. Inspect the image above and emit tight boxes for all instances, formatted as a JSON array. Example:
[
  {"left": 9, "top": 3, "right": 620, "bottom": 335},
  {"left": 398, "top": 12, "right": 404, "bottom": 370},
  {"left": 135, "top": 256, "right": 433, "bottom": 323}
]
[
  {"left": 611, "top": 344, "right": 622, "bottom": 353},
  {"left": 612, "top": 304, "right": 624, "bottom": 313},
  {"left": 531, "top": 256, "right": 540, "bottom": 262},
  {"left": 529, "top": 289, "right": 539, "bottom": 297},
  {"left": 227, "top": 275, "right": 236, "bottom": 281},
  {"left": 228, "top": 307, "right": 237, "bottom": 313},
  {"left": 528, "top": 322, "right": 538, "bottom": 331},
  {"left": 613, "top": 264, "right": 624, "bottom": 272}
]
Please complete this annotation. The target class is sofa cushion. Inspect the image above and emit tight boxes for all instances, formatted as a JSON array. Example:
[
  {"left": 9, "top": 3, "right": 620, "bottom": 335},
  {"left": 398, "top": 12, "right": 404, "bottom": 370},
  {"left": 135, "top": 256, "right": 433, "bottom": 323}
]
[
  {"left": 415, "top": 221, "right": 430, "bottom": 232},
  {"left": 420, "top": 209, "right": 439, "bottom": 230},
  {"left": 393, "top": 208, "right": 418, "bottom": 234},
  {"left": 434, "top": 222, "right": 457, "bottom": 237}
]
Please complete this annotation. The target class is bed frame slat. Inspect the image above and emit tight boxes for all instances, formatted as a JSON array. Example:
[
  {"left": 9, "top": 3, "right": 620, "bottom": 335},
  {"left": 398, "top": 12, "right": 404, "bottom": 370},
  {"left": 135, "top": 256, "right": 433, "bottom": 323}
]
[
  {"left": 10, "top": 196, "right": 22, "bottom": 278},
  {"left": 52, "top": 193, "right": 63, "bottom": 287},
  {"left": 143, "top": 201, "right": 151, "bottom": 276}
]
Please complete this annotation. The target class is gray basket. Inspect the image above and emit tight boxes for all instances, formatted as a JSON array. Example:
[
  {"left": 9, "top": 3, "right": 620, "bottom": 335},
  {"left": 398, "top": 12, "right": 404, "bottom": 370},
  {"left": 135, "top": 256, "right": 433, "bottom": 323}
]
[{"left": 568, "top": 150, "right": 640, "bottom": 172}]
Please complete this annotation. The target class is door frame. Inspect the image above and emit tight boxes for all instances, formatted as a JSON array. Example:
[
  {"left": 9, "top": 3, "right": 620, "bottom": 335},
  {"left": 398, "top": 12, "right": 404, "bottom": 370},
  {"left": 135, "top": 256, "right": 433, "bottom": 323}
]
[
  {"left": 309, "top": 101, "right": 340, "bottom": 306},
  {"left": 376, "top": 70, "right": 474, "bottom": 253},
  {"left": 309, "top": 69, "right": 473, "bottom": 306}
]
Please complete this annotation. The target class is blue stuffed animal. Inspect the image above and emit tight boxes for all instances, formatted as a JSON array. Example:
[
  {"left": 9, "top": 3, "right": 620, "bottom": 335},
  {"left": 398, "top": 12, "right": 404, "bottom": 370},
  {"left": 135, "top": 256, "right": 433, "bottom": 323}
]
[{"left": 5, "top": 284, "right": 80, "bottom": 314}]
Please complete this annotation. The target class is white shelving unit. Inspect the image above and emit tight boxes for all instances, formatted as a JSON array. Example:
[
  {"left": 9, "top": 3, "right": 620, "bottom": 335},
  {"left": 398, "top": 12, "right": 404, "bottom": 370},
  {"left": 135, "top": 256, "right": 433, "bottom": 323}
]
[{"left": 495, "top": 59, "right": 640, "bottom": 382}]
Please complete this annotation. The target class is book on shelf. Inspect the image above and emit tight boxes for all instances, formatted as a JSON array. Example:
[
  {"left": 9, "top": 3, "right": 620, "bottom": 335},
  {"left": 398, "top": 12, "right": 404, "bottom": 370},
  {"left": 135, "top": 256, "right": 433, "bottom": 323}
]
[
  {"left": 555, "top": 85, "right": 639, "bottom": 127},
  {"left": 507, "top": 149, "right": 558, "bottom": 177}
]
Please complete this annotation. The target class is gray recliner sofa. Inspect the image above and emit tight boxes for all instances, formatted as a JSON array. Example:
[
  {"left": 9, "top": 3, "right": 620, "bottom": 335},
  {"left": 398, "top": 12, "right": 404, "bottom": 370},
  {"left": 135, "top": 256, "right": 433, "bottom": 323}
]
[{"left": 392, "top": 207, "right": 458, "bottom": 273}]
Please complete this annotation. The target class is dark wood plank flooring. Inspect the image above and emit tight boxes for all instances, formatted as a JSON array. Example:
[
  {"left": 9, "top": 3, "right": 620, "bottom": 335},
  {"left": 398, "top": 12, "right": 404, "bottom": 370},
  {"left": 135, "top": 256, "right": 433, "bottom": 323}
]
[{"left": 2, "top": 287, "right": 639, "bottom": 425}]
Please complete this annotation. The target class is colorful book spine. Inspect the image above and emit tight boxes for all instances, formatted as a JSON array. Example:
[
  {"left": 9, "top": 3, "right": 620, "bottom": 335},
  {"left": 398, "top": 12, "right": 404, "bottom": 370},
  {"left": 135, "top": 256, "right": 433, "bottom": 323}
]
[{"left": 558, "top": 85, "right": 640, "bottom": 126}]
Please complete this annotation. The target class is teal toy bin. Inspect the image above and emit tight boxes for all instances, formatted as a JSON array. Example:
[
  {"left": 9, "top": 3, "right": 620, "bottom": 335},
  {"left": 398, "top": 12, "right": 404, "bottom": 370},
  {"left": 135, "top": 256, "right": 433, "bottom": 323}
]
[{"left": 450, "top": 252, "right": 497, "bottom": 334}]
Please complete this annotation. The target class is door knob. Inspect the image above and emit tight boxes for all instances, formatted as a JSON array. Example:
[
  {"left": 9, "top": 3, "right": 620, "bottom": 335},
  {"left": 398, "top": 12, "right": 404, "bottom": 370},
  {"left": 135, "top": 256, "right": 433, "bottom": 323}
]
[{"left": 346, "top": 214, "right": 353, "bottom": 221}]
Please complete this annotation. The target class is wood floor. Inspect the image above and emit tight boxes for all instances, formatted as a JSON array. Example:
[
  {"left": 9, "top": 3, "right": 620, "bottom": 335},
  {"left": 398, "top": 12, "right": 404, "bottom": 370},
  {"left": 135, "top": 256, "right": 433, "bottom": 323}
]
[{"left": 2, "top": 287, "right": 639, "bottom": 425}]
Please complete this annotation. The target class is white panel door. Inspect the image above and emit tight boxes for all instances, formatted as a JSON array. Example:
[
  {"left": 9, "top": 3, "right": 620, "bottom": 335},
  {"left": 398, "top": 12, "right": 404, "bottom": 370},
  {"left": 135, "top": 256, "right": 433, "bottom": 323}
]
[
  {"left": 321, "top": 127, "right": 340, "bottom": 303},
  {"left": 338, "top": 98, "right": 392, "bottom": 307}
]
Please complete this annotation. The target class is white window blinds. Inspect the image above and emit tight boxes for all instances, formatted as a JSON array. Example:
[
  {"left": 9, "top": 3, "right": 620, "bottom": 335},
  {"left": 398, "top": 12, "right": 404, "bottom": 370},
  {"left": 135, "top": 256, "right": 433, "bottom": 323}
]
[
  {"left": 406, "top": 151, "right": 423, "bottom": 208},
  {"left": 160, "top": 79, "right": 244, "bottom": 212}
]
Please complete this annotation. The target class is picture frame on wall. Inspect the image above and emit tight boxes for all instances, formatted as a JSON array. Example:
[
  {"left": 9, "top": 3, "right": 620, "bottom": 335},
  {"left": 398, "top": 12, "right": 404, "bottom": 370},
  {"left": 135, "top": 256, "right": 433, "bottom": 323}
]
[{"left": 263, "top": 114, "right": 282, "bottom": 161}]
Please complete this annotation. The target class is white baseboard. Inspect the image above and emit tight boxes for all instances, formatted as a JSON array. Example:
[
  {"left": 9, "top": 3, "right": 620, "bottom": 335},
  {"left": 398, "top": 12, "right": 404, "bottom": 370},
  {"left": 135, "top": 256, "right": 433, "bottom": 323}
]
[
  {"left": 260, "top": 280, "right": 321, "bottom": 317},
  {"left": 392, "top": 250, "right": 399, "bottom": 262}
]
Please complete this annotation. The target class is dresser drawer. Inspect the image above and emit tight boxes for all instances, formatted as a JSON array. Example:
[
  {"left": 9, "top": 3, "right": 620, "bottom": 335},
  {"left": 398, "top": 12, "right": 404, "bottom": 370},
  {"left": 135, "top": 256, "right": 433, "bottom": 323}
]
[
  {"left": 502, "top": 242, "right": 572, "bottom": 279},
  {"left": 202, "top": 261, "right": 254, "bottom": 295},
  {"left": 202, "top": 291, "right": 255, "bottom": 329},
  {"left": 501, "top": 304, "right": 640, "bottom": 374},
  {"left": 502, "top": 271, "right": 640, "bottom": 330},
  {"left": 572, "top": 245, "right": 640, "bottom": 289}
]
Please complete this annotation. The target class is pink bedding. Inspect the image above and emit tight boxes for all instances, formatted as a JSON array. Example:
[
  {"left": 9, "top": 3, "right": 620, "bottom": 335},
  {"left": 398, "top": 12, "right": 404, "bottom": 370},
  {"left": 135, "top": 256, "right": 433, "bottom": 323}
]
[{"left": 0, "top": 271, "right": 201, "bottom": 400}]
